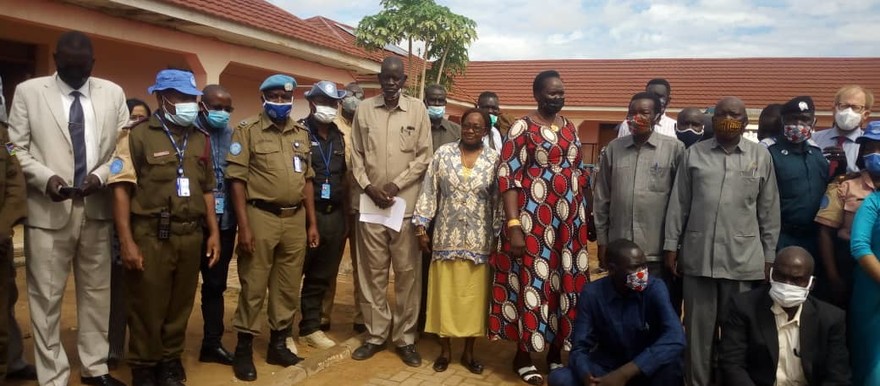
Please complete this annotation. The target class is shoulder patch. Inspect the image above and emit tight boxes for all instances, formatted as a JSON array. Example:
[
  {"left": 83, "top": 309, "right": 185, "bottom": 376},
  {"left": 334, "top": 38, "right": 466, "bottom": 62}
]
[
  {"left": 5, "top": 142, "right": 14, "bottom": 156},
  {"left": 230, "top": 142, "right": 242, "bottom": 156},
  {"left": 110, "top": 157, "right": 124, "bottom": 175},
  {"left": 820, "top": 195, "right": 829, "bottom": 209}
]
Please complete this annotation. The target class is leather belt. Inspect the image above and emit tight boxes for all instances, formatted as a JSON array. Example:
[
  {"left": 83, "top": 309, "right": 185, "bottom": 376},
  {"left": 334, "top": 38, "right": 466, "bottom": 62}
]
[
  {"left": 248, "top": 199, "right": 301, "bottom": 218},
  {"left": 314, "top": 201, "right": 341, "bottom": 214},
  {"left": 132, "top": 216, "right": 201, "bottom": 235}
]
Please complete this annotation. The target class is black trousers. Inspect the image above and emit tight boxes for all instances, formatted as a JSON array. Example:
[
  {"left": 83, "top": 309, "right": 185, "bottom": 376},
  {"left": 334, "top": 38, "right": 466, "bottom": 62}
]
[
  {"left": 299, "top": 209, "right": 346, "bottom": 336},
  {"left": 199, "top": 227, "right": 237, "bottom": 347}
]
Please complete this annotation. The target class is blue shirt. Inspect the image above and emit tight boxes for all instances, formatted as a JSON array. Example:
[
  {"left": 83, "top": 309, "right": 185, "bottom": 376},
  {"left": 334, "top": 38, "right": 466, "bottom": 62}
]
[
  {"left": 195, "top": 118, "right": 236, "bottom": 231},
  {"left": 568, "top": 277, "right": 685, "bottom": 380},
  {"left": 813, "top": 127, "right": 863, "bottom": 174}
]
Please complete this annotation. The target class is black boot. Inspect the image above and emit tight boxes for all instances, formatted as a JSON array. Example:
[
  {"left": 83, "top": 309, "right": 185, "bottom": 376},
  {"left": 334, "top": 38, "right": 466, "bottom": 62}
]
[
  {"left": 131, "top": 366, "right": 157, "bottom": 386},
  {"left": 155, "top": 361, "right": 184, "bottom": 386},
  {"left": 233, "top": 332, "right": 257, "bottom": 382},
  {"left": 266, "top": 329, "right": 303, "bottom": 367}
]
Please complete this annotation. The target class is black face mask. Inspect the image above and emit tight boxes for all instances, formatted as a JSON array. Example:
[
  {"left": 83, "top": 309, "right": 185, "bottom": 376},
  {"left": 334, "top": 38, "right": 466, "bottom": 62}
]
[
  {"left": 57, "top": 65, "right": 91, "bottom": 90},
  {"left": 675, "top": 129, "right": 704, "bottom": 148},
  {"left": 539, "top": 97, "right": 565, "bottom": 115}
]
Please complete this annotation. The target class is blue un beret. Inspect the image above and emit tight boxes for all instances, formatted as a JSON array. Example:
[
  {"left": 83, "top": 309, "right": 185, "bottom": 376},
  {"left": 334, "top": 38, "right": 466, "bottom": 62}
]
[{"left": 260, "top": 74, "right": 297, "bottom": 92}]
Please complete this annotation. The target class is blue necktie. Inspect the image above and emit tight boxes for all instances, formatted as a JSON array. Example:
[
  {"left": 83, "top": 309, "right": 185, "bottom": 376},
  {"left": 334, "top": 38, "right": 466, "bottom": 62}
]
[{"left": 69, "top": 91, "right": 87, "bottom": 187}]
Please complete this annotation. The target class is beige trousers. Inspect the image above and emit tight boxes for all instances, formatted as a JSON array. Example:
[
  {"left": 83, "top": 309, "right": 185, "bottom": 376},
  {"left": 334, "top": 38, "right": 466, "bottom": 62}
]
[
  {"left": 356, "top": 220, "right": 421, "bottom": 347},
  {"left": 25, "top": 201, "right": 112, "bottom": 386}
]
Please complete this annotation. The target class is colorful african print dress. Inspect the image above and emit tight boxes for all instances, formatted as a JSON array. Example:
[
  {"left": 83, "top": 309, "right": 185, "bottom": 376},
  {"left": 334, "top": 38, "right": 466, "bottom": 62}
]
[{"left": 489, "top": 116, "right": 590, "bottom": 352}]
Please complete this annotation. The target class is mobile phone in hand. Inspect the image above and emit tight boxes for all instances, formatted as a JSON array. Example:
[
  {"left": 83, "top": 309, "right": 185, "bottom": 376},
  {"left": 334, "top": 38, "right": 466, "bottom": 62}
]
[{"left": 59, "top": 186, "right": 82, "bottom": 197}]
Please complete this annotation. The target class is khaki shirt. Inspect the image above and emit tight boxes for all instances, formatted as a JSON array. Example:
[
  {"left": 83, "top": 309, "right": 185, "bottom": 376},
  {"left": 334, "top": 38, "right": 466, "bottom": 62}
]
[
  {"left": 815, "top": 171, "right": 874, "bottom": 240},
  {"left": 593, "top": 133, "right": 684, "bottom": 260},
  {"left": 108, "top": 116, "right": 215, "bottom": 220},
  {"left": 431, "top": 119, "right": 461, "bottom": 152},
  {"left": 350, "top": 95, "right": 432, "bottom": 215},
  {"left": 665, "top": 138, "right": 780, "bottom": 280},
  {"left": 0, "top": 123, "right": 27, "bottom": 235},
  {"left": 226, "top": 113, "right": 314, "bottom": 207}
]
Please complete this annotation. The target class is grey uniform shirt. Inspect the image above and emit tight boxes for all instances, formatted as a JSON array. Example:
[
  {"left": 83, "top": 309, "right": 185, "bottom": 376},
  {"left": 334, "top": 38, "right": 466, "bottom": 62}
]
[
  {"left": 664, "top": 137, "right": 780, "bottom": 280},
  {"left": 593, "top": 133, "right": 684, "bottom": 261}
]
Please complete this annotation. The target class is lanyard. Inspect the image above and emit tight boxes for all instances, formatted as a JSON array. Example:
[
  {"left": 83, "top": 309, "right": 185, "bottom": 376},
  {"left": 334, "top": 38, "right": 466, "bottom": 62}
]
[
  {"left": 311, "top": 134, "right": 333, "bottom": 180},
  {"left": 159, "top": 118, "right": 190, "bottom": 176}
]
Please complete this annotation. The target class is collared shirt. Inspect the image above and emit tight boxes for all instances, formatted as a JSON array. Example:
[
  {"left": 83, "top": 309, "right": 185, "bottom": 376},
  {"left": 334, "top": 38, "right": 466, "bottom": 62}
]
[
  {"left": 812, "top": 127, "right": 863, "bottom": 173},
  {"left": 568, "top": 277, "right": 685, "bottom": 381},
  {"left": 771, "top": 302, "right": 807, "bottom": 386},
  {"left": 194, "top": 117, "right": 236, "bottom": 230},
  {"left": 593, "top": 133, "right": 684, "bottom": 260},
  {"left": 483, "top": 127, "right": 503, "bottom": 151},
  {"left": 815, "top": 171, "right": 875, "bottom": 240},
  {"left": 665, "top": 138, "right": 780, "bottom": 280},
  {"left": 617, "top": 114, "right": 677, "bottom": 138},
  {"left": 56, "top": 74, "right": 99, "bottom": 176},
  {"left": 303, "top": 116, "right": 347, "bottom": 204},
  {"left": 350, "top": 95, "right": 432, "bottom": 215},
  {"left": 767, "top": 138, "right": 829, "bottom": 228},
  {"left": 431, "top": 118, "right": 461, "bottom": 152},
  {"left": 226, "top": 113, "right": 314, "bottom": 207}
]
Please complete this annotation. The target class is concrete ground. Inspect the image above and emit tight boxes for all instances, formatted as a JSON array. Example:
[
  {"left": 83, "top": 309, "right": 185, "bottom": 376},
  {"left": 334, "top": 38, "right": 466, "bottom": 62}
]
[{"left": 6, "top": 227, "right": 599, "bottom": 386}]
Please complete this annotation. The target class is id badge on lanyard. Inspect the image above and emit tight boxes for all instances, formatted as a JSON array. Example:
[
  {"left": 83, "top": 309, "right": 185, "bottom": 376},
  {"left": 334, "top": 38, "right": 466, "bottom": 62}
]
[{"left": 177, "top": 177, "right": 191, "bottom": 197}]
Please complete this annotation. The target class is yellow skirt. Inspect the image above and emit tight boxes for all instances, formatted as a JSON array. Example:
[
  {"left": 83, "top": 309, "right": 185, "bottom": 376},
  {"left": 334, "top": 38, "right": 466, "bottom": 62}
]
[{"left": 425, "top": 259, "right": 489, "bottom": 338}]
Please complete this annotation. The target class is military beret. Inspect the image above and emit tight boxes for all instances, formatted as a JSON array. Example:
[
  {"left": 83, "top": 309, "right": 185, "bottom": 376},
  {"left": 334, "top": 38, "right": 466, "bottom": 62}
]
[
  {"left": 780, "top": 96, "right": 815, "bottom": 115},
  {"left": 260, "top": 74, "right": 297, "bottom": 92}
]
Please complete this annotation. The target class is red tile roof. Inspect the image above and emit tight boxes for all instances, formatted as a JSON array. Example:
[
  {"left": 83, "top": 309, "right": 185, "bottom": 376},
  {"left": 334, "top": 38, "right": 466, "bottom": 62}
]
[{"left": 448, "top": 58, "right": 880, "bottom": 110}]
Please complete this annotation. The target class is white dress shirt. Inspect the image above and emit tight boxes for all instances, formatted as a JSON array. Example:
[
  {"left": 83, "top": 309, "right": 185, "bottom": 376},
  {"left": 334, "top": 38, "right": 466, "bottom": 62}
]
[
  {"left": 617, "top": 114, "right": 677, "bottom": 138},
  {"left": 56, "top": 75, "right": 99, "bottom": 178},
  {"left": 771, "top": 301, "right": 807, "bottom": 386},
  {"left": 483, "top": 126, "right": 503, "bottom": 151},
  {"left": 812, "top": 126, "right": 863, "bottom": 173}
]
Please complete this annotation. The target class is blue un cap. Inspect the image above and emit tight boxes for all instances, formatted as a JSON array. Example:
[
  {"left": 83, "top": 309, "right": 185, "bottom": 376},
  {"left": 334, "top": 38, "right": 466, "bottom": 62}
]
[
  {"left": 857, "top": 121, "right": 880, "bottom": 144},
  {"left": 147, "top": 69, "right": 201, "bottom": 96},
  {"left": 260, "top": 74, "right": 297, "bottom": 92},
  {"left": 305, "top": 80, "right": 346, "bottom": 100}
]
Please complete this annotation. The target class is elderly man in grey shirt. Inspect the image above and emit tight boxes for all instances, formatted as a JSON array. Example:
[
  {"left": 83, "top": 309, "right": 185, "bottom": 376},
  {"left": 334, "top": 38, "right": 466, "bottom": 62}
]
[
  {"left": 664, "top": 96, "right": 780, "bottom": 386},
  {"left": 594, "top": 92, "right": 684, "bottom": 276}
]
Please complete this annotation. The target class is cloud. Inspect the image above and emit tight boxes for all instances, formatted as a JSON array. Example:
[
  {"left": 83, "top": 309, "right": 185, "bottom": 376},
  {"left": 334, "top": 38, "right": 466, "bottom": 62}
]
[{"left": 273, "top": 0, "right": 880, "bottom": 60}]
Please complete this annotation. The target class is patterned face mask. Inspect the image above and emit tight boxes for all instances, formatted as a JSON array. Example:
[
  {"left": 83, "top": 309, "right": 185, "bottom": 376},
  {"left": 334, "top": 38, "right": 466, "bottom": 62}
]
[
  {"left": 627, "top": 115, "right": 653, "bottom": 135},
  {"left": 783, "top": 123, "right": 813, "bottom": 144},
  {"left": 713, "top": 117, "right": 744, "bottom": 138},
  {"left": 625, "top": 267, "right": 649, "bottom": 292}
]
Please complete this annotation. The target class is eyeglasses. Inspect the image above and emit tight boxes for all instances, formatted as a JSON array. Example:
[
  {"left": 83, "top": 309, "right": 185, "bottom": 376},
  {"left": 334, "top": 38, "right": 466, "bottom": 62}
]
[
  {"left": 461, "top": 125, "right": 485, "bottom": 133},
  {"left": 837, "top": 103, "right": 866, "bottom": 113}
]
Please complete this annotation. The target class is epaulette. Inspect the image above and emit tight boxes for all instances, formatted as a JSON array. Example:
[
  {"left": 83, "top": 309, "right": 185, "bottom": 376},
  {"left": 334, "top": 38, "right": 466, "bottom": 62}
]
[
  {"left": 236, "top": 116, "right": 261, "bottom": 129},
  {"left": 123, "top": 116, "right": 148, "bottom": 130},
  {"left": 760, "top": 137, "right": 777, "bottom": 148}
]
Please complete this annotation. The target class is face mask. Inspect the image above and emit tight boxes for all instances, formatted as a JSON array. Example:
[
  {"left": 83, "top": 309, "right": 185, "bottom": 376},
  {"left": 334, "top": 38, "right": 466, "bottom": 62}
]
[
  {"left": 342, "top": 96, "right": 361, "bottom": 114},
  {"left": 783, "top": 123, "right": 813, "bottom": 144},
  {"left": 427, "top": 105, "right": 446, "bottom": 120},
  {"left": 863, "top": 153, "right": 880, "bottom": 175},
  {"left": 163, "top": 97, "right": 199, "bottom": 127},
  {"left": 676, "top": 127, "right": 704, "bottom": 147},
  {"left": 490, "top": 114, "right": 499, "bottom": 127},
  {"left": 205, "top": 110, "right": 230, "bottom": 130},
  {"left": 263, "top": 100, "right": 293, "bottom": 121},
  {"left": 540, "top": 98, "right": 565, "bottom": 115},
  {"left": 313, "top": 105, "right": 338, "bottom": 124},
  {"left": 627, "top": 115, "right": 653, "bottom": 135},
  {"left": 625, "top": 267, "right": 649, "bottom": 292},
  {"left": 713, "top": 117, "right": 745, "bottom": 138},
  {"left": 835, "top": 108, "right": 862, "bottom": 132},
  {"left": 768, "top": 269, "right": 813, "bottom": 308}
]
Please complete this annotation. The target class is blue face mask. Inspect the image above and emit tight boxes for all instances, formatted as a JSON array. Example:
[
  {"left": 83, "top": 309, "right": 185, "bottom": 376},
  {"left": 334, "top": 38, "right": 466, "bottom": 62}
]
[
  {"left": 205, "top": 110, "right": 230, "bottom": 130},
  {"left": 263, "top": 100, "right": 292, "bottom": 120},
  {"left": 490, "top": 114, "right": 498, "bottom": 127},
  {"left": 163, "top": 97, "right": 199, "bottom": 127},
  {"left": 864, "top": 153, "right": 880, "bottom": 175},
  {"left": 427, "top": 105, "right": 445, "bottom": 120}
]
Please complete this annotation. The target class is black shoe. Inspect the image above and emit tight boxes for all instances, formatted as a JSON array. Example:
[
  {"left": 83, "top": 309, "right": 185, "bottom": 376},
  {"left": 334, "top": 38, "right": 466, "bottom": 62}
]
[
  {"left": 199, "top": 345, "right": 235, "bottom": 365},
  {"left": 351, "top": 342, "right": 384, "bottom": 360},
  {"left": 80, "top": 374, "right": 127, "bottom": 386},
  {"left": 396, "top": 344, "right": 422, "bottom": 367},
  {"left": 353, "top": 323, "right": 367, "bottom": 333},
  {"left": 6, "top": 364, "right": 37, "bottom": 380},
  {"left": 160, "top": 358, "right": 185, "bottom": 382},
  {"left": 266, "top": 329, "right": 303, "bottom": 367},
  {"left": 319, "top": 322, "right": 331, "bottom": 331},
  {"left": 131, "top": 367, "right": 157, "bottom": 386},
  {"left": 233, "top": 332, "right": 257, "bottom": 382}
]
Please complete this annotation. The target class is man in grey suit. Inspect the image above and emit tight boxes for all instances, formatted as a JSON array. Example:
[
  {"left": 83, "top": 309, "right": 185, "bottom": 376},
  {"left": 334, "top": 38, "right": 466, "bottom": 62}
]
[
  {"left": 7, "top": 31, "right": 127, "bottom": 386},
  {"left": 664, "top": 97, "right": 781, "bottom": 386}
]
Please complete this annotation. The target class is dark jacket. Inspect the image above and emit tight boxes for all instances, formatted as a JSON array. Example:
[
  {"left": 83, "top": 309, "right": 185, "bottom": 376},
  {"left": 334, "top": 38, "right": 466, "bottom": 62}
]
[{"left": 719, "top": 286, "right": 851, "bottom": 386}]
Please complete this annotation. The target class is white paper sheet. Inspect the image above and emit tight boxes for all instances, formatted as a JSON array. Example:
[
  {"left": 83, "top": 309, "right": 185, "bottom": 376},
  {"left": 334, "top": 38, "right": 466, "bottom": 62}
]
[{"left": 359, "top": 194, "right": 407, "bottom": 232}]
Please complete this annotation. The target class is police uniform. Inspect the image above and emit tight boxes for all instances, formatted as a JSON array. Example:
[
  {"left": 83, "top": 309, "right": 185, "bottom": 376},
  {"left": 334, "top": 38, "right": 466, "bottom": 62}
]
[
  {"left": 108, "top": 115, "right": 215, "bottom": 370},
  {"left": 0, "top": 121, "right": 27, "bottom": 379},
  {"left": 298, "top": 113, "right": 348, "bottom": 341}
]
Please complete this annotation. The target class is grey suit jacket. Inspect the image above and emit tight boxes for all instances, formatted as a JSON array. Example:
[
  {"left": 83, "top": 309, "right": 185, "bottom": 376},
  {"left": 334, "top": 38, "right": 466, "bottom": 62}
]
[{"left": 7, "top": 75, "right": 127, "bottom": 230}]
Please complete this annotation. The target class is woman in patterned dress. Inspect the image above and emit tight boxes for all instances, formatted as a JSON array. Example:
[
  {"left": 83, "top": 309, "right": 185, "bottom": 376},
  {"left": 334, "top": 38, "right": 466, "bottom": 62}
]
[
  {"left": 413, "top": 108, "right": 501, "bottom": 375},
  {"left": 490, "top": 70, "right": 591, "bottom": 385}
]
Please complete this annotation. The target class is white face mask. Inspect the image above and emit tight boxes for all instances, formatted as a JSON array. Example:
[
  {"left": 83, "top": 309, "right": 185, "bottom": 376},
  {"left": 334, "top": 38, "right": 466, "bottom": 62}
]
[
  {"left": 313, "top": 105, "right": 338, "bottom": 124},
  {"left": 835, "top": 107, "right": 862, "bottom": 132},
  {"left": 768, "top": 268, "right": 814, "bottom": 308}
]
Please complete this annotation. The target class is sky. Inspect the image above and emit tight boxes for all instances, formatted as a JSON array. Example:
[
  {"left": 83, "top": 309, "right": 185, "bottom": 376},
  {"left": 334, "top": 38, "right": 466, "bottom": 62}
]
[{"left": 270, "top": 0, "right": 880, "bottom": 61}]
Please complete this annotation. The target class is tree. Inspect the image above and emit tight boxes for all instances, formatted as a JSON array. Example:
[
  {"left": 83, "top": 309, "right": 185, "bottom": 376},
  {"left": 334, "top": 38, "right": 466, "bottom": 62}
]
[{"left": 356, "top": 0, "right": 477, "bottom": 98}]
